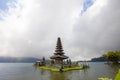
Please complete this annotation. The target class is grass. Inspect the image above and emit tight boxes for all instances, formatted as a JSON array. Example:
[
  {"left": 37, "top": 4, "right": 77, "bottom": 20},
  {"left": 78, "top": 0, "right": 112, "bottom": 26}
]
[
  {"left": 62, "top": 66, "right": 83, "bottom": 71},
  {"left": 115, "top": 69, "right": 120, "bottom": 80},
  {"left": 39, "top": 66, "right": 59, "bottom": 71},
  {"left": 39, "top": 66, "right": 82, "bottom": 72},
  {"left": 98, "top": 78, "right": 112, "bottom": 80}
]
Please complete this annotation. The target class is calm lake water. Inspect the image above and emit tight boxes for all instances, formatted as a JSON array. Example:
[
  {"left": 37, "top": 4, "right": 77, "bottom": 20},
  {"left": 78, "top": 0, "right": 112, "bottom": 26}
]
[{"left": 0, "top": 62, "right": 119, "bottom": 80}]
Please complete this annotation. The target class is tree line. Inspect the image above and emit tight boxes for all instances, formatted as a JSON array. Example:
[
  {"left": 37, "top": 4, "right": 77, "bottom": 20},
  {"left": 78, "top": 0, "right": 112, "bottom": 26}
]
[{"left": 103, "top": 51, "right": 120, "bottom": 64}]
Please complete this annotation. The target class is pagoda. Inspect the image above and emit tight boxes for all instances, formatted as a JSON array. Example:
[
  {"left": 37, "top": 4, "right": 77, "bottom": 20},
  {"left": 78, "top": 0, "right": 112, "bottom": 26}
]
[{"left": 50, "top": 37, "right": 68, "bottom": 64}]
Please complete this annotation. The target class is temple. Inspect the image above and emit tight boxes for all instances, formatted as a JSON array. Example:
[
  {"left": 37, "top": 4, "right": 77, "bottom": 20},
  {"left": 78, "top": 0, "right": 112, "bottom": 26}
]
[
  {"left": 50, "top": 37, "right": 68, "bottom": 64},
  {"left": 34, "top": 37, "right": 83, "bottom": 72}
]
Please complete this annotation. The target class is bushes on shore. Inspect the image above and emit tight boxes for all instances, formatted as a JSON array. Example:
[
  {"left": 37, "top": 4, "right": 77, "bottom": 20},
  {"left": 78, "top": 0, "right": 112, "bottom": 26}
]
[{"left": 103, "top": 51, "right": 120, "bottom": 64}]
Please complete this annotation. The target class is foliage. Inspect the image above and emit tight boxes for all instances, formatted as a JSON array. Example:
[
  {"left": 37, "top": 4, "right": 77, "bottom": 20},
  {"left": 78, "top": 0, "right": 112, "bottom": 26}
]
[
  {"left": 50, "top": 59, "right": 55, "bottom": 64},
  {"left": 115, "top": 69, "right": 120, "bottom": 80},
  {"left": 103, "top": 51, "right": 120, "bottom": 64},
  {"left": 98, "top": 78, "right": 112, "bottom": 80},
  {"left": 81, "top": 61, "right": 90, "bottom": 69},
  {"left": 82, "top": 64, "right": 89, "bottom": 69},
  {"left": 62, "top": 66, "right": 82, "bottom": 71},
  {"left": 39, "top": 66, "right": 59, "bottom": 71}
]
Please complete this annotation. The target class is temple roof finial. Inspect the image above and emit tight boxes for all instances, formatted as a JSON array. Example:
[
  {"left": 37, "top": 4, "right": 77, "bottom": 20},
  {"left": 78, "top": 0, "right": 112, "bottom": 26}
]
[{"left": 55, "top": 37, "right": 63, "bottom": 53}]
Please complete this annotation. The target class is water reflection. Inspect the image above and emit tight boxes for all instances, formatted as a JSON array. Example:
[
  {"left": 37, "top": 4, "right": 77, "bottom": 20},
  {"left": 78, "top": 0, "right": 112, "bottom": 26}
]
[
  {"left": 109, "top": 64, "right": 120, "bottom": 70},
  {"left": 50, "top": 72, "right": 67, "bottom": 80},
  {"left": 40, "top": 69, "right": 45, "bottom": 75},
  {"left": 106, "top": 64, "right": 120, "bottom": 74},
  {"left": 33, "top": 65, "right": 37, "bottom": 71},
  {"left": 34, "top": 67, "right": 76, "bottom": 80}
]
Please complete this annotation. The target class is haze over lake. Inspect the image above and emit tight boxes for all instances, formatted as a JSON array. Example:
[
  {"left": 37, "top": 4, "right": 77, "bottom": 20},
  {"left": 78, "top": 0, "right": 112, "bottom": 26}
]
[{"left": 0, "top": 62, "right": 119, "bottom": 80}]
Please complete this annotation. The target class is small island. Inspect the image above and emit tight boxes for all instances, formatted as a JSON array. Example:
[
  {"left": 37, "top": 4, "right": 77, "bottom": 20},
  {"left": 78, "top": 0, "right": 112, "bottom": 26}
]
[{"left": 34, "top": 37, "right": 89, "bottom": 72}]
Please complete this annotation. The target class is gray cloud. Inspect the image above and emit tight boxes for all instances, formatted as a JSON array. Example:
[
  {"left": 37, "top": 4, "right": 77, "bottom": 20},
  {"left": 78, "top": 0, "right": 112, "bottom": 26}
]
[
  {"left": 0, "top": 0, "right": 120, "bottom": 60},
  {"left": 0, "top": 0, "right": 82, "bottom": 59},
  {"left": 72, "top": 0, "right": 120, "bottom": 60}
]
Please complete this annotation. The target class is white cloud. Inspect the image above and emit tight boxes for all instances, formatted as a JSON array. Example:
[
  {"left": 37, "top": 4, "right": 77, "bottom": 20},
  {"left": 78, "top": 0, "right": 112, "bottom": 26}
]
[
  {"left": 0, "top": 0, "right": 120, "bottom": 61},
  {"left": 0, "top": 0, "right": 82, "bottom": 59},
  {"left": 73, "top": 0, "right": 120, "bottom": 60}
]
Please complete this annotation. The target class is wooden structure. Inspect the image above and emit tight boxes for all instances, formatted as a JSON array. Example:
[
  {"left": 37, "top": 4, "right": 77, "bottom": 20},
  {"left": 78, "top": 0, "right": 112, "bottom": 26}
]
[{"left": 50, "top": 37, "right": 68, "bottom": 64}]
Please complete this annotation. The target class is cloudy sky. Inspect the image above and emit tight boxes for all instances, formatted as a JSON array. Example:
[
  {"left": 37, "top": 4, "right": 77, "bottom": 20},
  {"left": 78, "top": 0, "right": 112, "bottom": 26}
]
[{"left": 0, "top": 0, "right": 120, "bottom": 60}]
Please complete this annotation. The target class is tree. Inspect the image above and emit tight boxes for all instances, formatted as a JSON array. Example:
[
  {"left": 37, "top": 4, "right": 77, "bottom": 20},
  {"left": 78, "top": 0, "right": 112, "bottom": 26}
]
[
  {"left": 50, "top": 59, "right": 54, "bottom": 65},
  {"left": 103, "top": 51, "right": 120, "bottom": 64}
]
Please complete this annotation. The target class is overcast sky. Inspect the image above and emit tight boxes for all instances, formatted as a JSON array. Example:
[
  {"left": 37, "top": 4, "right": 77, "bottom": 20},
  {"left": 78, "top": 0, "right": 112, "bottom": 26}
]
[{"left": 0, "top": 0, "right": 120, "bottom": 60}]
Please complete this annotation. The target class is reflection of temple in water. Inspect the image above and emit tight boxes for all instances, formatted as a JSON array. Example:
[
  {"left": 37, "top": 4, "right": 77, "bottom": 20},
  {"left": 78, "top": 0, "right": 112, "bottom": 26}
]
[{"left": 49, "top": 71, "right": 67, "bottom": 80}]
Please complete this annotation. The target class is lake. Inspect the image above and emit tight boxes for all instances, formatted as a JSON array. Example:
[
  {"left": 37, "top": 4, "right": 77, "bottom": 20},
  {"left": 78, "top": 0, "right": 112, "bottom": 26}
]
[{"left": 0, "top": 62, "right": 119, "bottom": 80}]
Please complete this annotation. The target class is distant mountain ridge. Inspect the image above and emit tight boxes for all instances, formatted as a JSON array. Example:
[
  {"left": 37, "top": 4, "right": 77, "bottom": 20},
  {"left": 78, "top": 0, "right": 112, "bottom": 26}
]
[
  {"left": 0, "top": 56, "right": 107, "bottom": 63},
  {"left": 77, "top": 56, "right": 107, "bottom": 62},
  {"left": 0, "top": 57, "right": 41, "bottom": 63},
  {"left": 90, "top": 57, "right": 107, "bottom": 62}
]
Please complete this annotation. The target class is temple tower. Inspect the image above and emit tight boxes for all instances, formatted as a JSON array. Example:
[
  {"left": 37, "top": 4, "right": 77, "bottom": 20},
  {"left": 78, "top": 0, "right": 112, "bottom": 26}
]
[{"left": 50, "top": 37, "right": 68, "bottom": 64}]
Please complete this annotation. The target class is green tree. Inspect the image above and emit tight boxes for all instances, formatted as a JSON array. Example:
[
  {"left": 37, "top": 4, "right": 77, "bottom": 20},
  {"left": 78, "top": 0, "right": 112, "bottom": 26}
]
[
  {"left": 103, "top": 51, "right": 120, "bottom": 64},
  {"left": 50, "top": 59, "right": 54, "bottom": 65}
]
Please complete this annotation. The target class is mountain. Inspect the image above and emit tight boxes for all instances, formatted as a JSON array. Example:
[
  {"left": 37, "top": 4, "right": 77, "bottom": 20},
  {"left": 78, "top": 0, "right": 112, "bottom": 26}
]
[
  {"left": 90, "top": 57, "right": 107, "bottom": 62},
  {"left": 0, "top": 57, "right": 41, "bottom": 63}
]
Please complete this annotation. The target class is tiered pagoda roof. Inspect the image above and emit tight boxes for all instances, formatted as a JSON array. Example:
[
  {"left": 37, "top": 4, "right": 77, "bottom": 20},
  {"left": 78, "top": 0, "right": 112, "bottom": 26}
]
[{"left": 50, "top": 37, "right": 68, "bottom": 60}]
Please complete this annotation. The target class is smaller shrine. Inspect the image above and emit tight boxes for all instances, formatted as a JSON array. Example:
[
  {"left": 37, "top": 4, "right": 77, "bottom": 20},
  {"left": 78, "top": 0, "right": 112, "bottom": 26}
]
[{"left": 50, "top": 37, "right": 68, "bottom": 65}]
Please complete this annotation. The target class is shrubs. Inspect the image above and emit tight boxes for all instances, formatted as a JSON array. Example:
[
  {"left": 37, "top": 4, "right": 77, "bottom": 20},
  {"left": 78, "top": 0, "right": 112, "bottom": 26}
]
[
  {"left": 81, "top": 61, "right": 89, "bottom": 69},
  {"left": 103, "top": 51, "right": 120, "bottom": 64}
]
